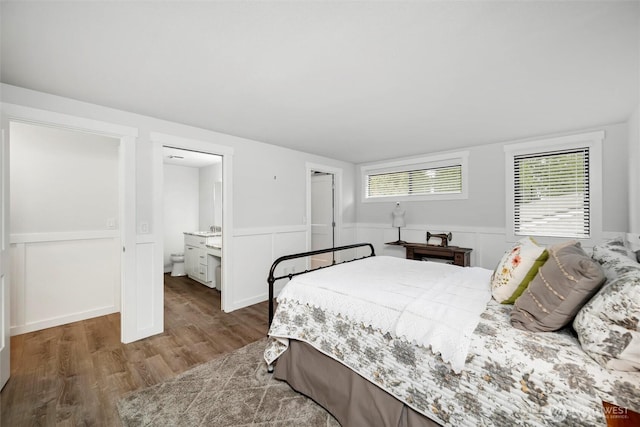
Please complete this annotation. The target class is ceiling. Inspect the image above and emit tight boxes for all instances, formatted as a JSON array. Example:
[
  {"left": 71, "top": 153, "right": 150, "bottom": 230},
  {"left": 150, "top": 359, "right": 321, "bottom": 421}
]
[{"left": 1, "top": 1, "right": 638, "bottom": 164}]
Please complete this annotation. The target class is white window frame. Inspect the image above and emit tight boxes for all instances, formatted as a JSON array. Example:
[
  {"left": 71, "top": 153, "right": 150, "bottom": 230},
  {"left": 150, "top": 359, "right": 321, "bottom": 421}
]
[
  {"left": 360, "top": 151, "right": 469, "bottom": 203},
  {"left": 504, "top": 131, "right": 603, "bottom": 245}
]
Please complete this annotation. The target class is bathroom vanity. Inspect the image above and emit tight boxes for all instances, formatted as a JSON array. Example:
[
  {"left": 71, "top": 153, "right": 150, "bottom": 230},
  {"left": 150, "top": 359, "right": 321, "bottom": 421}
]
[{"left": 184, "top": 232, "right": 222, "bottom": 289}]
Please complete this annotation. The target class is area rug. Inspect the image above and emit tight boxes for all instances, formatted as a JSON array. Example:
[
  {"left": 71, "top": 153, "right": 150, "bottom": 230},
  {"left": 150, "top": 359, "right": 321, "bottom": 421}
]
[{"left": 117, "top": 338, "right": 339, "bottom": 426}]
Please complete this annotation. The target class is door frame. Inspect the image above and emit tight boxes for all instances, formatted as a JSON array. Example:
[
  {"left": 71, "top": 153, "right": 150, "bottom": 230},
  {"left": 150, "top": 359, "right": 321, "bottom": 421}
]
[
  {"left": 150, "top": 132, "right": 234, "bottom": 312},
  {"left": 0, "top": 103, "right": 138, "bottom": 345},
  {"left": 305, "top": 162, "right": 342, "bottom": 261},
  {"left": 1, "top": 114, "right": 9, "bottom": 390}
]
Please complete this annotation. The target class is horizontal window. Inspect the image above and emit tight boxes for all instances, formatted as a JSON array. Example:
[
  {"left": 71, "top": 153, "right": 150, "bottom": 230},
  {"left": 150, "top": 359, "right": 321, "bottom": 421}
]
[
  {"left": 361, "top": 152, "right": 468, "bottom": 202},
  {"left": 367, "top": 165, "right": 462, "bottom": 198}
]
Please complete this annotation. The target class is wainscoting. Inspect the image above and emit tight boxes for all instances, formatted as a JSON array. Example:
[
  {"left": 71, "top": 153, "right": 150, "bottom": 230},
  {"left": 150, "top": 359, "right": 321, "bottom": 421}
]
[
  {"left": 355, "top": 223, "right": 625, "bottom": 270},
  {"left": 229, "top": 224, "right": 357, "bottom": 312},
  {"left": 230, "top": 226, "right": 307, "bottom": 311},
  {"left": 10, "top": 231, "right": 121, "bottom": 335},
  {"left": 355, "top": 223, "right": 508, "bottom": 269}
]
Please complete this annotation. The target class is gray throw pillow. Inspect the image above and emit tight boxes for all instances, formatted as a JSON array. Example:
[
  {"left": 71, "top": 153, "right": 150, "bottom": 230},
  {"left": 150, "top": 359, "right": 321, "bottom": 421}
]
[{"left": 511, "top": 242, "right": 605, "bottom": 332}]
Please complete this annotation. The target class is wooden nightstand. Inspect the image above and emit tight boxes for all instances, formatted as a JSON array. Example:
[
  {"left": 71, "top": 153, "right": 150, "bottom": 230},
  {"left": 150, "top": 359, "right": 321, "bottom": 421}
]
[{"left": 386, "top": 242, "right": 472, "bottom": 267}]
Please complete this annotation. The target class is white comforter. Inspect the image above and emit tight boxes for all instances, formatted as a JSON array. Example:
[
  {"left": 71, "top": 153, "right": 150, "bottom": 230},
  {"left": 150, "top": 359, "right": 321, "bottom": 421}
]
[{"left": 275, "top": 256, "right": 492, "bottom": 372}]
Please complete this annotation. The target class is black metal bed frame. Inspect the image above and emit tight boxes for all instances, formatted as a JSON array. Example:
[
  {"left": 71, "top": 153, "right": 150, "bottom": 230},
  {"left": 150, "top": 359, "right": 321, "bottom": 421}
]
[{"left": 267, "top": 242, "right": 376, "bottom": 326}]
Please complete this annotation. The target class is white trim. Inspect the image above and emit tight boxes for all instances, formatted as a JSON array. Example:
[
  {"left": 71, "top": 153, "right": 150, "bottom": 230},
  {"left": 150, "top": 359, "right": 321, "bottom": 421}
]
[
  {"left": 356, "top": 222, "right": 506, "bottom": 235},
  {"left": 0, "top": 103, "right": 143, "bottom": 342},
  {"left": 503, "top": 130, "right": 604, "bottom": 245},
  {"left": 503, "top": 131, "right": 605, "bottom": 155},
  {"left": 2, "top": 103, "right": 139, "bottom": 343},
  {"left": 148, "top": 139, "right": 164, "bottom": 335},
  {"left": 360, "top": 151, "right": 469, "bottom": 203},
  {"left": 221, "top": 154, "right": 233, "bottom": 312},
  {"left": 234, "top": 225, "right": 308, "bottom": 237},
  {"left": 149, "top": 132, "right": 234, "bottom": 156},
  {"left": 1, "top": 103, "right": 138, "bottom": 138},
  {"left": 119, "top": 134, "right": 138, "bottom": 343},
  {"left": 10, "top": 305, "right": 119, "bottom": 336},
  {"left": 10, "top": 230, "right": 119, "bottom": 244},
  {"left": 361, "top": 151, "right": 469, "bottom": 171},
  {"left": 227, "top": 294, "right": 269, "bottom": 312},
  {"left": 0, "top": 113, "right": 9, "bottom": 389}
]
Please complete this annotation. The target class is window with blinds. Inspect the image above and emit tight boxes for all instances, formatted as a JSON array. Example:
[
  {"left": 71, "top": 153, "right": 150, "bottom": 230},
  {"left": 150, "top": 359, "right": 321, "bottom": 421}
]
[
  {"left": 361, "top": 152, "right": 468, "bottom": 201},
  {"left": 367, "top": 165, "right": 462, "bottom": 198},
  {"left": 513, "top": 148, "right": 590, "bottom": 238}
]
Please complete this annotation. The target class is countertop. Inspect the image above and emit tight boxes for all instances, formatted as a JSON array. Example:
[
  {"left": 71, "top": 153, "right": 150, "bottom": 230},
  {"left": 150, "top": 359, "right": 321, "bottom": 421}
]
[
  {"left": 185, "top": 231, "right": 222, "bottom": 257},
  {"left": 184, "top": 231, "right": 221, "bottom": 237}
]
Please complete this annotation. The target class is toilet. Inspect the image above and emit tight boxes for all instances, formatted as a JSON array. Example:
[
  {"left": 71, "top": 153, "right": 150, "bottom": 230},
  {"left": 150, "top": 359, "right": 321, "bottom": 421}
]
[{"left": 170, "top": 253, "right": 186, "bottom": 276}]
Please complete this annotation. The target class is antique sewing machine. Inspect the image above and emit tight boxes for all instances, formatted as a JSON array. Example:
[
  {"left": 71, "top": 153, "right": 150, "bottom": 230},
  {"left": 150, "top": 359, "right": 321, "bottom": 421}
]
[{"left": 426, "top": 231, "right": 453, "bottom": 247}]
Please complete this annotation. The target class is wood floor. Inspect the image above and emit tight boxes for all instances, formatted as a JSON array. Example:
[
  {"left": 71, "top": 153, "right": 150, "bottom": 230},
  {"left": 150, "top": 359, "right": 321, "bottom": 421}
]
[{"left": 0, "top": 274, "right": 269, "bottom": 426}]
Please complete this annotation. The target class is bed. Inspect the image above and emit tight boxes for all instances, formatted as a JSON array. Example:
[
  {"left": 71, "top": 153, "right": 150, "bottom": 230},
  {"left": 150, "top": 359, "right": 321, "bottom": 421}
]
[{"left": 264, "top": 240, "right": 640, "bottom": 426}]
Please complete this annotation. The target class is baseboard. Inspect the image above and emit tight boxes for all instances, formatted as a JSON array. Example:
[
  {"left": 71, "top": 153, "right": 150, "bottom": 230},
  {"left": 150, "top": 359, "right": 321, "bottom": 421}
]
[
  {"left": 10, "top": 305, "right": 119, "bottom": 336},
  {"left": 227, "top": 294, "right": 268, "bottom": 312}
]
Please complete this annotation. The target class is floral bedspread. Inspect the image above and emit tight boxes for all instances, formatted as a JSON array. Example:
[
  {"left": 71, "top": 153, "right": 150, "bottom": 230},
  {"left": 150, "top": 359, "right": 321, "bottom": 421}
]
[{"left": 265, "top": 299, "right": 640, "bottom": 426}]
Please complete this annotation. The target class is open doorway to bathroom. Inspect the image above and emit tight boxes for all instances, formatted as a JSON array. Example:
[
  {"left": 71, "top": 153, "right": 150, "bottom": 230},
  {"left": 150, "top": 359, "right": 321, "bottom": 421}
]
[{"left": 162, "top": 147, "right": 224, "bottom": 311}]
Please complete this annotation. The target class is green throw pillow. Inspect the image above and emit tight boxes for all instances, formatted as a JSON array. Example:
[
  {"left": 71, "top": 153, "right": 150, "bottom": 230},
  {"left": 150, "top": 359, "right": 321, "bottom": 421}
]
[{"left": 491, "top": 237, "right": 549, "bottom": 304}]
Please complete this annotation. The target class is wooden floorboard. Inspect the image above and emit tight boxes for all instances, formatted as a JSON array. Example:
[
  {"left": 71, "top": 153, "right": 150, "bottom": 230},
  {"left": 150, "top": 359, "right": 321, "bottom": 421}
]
[{"left": 0, "top": 274, "right": 269, "bottom": 426}]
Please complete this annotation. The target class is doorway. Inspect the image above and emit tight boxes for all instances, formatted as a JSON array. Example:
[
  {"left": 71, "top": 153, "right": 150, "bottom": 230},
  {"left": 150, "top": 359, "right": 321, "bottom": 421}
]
[
  {"left": 150, "top": 131, "right": 233, "bottom": 312},
  {"left": 8, "top": 121, "right": 122, "bottom": 335},
  {"left": 162, "top": 146, "right": 223, "bottom": 306},
  {"left": 309, "top": 168, "right": 338, "bottom": 268}
]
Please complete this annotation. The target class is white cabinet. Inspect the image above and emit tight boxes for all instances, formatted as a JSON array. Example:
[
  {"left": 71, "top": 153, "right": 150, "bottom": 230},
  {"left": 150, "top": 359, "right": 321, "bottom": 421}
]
[
  {"left": 184, "top": 234, "right": 213, "bottom": 287},
  {"left": 185, "top": 245, "right": 198, "bottom": 278}
]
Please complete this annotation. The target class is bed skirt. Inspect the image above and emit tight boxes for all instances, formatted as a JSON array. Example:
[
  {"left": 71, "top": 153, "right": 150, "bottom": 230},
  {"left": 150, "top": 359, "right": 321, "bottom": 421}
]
[{"left": 273, "top": 339, "right": 441, "bottom": 427}]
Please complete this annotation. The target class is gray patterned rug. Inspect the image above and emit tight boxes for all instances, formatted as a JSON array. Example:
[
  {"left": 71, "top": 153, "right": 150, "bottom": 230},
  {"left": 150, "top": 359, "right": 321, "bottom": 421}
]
[{"left": 117, "top": 338, "right": 339, "bottom": 426}]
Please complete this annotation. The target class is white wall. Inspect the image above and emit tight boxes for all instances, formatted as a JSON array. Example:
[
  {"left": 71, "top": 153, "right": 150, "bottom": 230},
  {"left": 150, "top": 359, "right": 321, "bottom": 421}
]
[
  {"left": 163, "top": 164, "right": 199, "bottom": 271},
  {"left": 9, "top": 122, "right": 121, "bottom": 334},
  {"left": 356, "top": 123, "right": 630, "bottom": 269},
  {"left": 10, "top": 122, "right": 119, "bottom": 232},
  {"left": 1, "top": 83, "right": 356, "bottom": 318}
]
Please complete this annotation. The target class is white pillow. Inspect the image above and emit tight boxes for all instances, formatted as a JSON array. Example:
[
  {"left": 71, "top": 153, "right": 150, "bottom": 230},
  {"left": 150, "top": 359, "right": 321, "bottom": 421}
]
[{"left": 491, "top": 237, "right": 548, "bottom": 304}]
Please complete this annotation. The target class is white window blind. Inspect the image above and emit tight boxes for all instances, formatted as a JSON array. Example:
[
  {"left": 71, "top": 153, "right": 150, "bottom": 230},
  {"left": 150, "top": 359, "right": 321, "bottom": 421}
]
[
  {"left": 513, "top": 147, "right": 590, "bottom": 238},
  {"left": 367, "top": 164, "right": 462, "bottom": 198}
]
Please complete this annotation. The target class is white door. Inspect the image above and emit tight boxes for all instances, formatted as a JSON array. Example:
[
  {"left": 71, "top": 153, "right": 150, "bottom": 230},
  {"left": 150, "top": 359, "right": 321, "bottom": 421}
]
[
  {"left": 1, "top": 119, "right": 10, "bottom": 390},
  {"left": 310, "top": 172, "right": 335, "bottom": 268}
]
